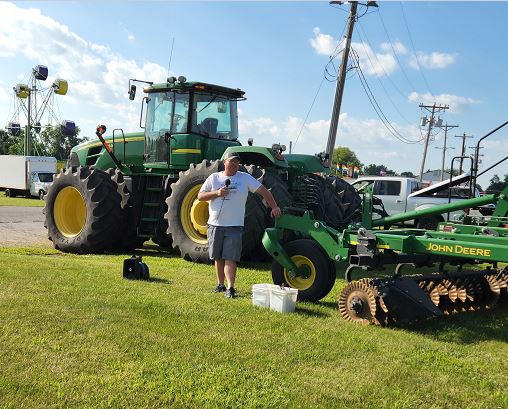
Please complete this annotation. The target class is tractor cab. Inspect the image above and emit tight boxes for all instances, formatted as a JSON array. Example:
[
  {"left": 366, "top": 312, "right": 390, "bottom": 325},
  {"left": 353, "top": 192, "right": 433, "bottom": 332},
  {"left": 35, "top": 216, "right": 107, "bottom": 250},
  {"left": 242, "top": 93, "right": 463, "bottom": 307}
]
[{"left": 139, "top": 77, "right": 244, "bottom": 171}]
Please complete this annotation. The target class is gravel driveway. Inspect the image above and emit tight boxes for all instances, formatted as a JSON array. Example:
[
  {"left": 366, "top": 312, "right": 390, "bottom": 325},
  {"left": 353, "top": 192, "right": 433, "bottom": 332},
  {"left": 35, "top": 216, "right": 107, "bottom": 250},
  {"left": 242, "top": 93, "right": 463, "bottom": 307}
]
[{"left": 0, "top": 206, "right": 49, "bottom": 246}]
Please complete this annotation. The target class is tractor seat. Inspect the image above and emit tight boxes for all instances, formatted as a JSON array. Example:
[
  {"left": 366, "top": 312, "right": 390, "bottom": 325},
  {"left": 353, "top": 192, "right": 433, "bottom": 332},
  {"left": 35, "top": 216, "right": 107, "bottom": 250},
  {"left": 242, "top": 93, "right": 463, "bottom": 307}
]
[{"left": 200, "top": 118, "right": 218, "bottom": 137}]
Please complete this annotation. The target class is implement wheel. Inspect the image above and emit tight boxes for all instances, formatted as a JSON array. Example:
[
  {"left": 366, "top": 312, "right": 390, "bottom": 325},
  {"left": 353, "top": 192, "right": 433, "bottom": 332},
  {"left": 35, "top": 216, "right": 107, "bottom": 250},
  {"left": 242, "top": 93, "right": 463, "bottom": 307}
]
[
  {"left": 338, "top": 280, "right": 378, "bottom": 325},
  {"left": 272, "top": 239, "right": 333, "bottom": 302},
  {"left": 43, "top": 166, "right": 124, "bottom": 253}
]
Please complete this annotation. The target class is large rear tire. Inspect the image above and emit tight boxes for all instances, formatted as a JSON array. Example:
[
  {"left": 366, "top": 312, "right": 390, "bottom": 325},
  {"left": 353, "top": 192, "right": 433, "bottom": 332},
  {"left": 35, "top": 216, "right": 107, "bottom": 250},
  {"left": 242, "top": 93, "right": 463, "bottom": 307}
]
[
  {"left": 165, "top": 160, "right": 266, "bottom": 262},
  {"left": 272, "top": 239, "right": 334, "bottom": 302},
  {"left": 106, "top": 168, "right": 146, "bottom": 251},
  {"left": 246, "top": 166, "right": 293, "bottom": 257},
  {"left": 43, "top": 166, "right": 124, "bottom": 253}
]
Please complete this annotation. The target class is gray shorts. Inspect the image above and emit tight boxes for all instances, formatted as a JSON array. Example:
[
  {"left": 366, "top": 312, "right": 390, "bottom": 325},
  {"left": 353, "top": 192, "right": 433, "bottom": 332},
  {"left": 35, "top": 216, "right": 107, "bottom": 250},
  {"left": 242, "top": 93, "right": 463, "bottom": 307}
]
[{"left": 207, "top": 225, "right": 243, "bottom": 262}]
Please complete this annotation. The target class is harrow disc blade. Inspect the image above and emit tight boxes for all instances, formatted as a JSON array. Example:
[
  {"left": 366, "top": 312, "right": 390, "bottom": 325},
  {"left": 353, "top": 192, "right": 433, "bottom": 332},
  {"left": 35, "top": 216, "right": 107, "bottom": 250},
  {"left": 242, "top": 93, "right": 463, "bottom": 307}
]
[{"left": 338, "top": 280, "right": 378, "bottom": 325}]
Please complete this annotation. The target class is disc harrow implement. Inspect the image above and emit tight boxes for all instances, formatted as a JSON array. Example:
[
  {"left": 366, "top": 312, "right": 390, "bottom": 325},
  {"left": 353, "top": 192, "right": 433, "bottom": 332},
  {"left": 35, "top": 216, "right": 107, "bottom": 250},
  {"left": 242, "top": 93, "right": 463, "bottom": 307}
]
[
  {"left": 262, "top": 182, "right": 508, "bottom": 326},
  {"left": 339, "top": 269, "right": 508, "bottom": 325}
]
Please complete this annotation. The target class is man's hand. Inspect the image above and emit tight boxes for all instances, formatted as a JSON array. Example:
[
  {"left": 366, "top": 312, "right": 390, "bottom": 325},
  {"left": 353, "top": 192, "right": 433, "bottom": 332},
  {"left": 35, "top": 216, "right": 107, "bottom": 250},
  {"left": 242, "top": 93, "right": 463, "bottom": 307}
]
[
  {"left": 217, "top": 186, "right": 229, "bottom": 197},
  {"left": 270, "top": 206, "right": 281, "bottom": 218}
]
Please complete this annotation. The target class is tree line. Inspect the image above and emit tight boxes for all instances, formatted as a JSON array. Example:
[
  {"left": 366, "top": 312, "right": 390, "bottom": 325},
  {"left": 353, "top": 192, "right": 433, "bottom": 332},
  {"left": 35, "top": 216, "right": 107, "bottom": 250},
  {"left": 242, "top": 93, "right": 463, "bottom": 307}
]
[
  {"left": 0, "top": 125, "right": 88, "bottom": 160},
  {"left": 332, "top": 146, "right": 507, "bottom": 192}
]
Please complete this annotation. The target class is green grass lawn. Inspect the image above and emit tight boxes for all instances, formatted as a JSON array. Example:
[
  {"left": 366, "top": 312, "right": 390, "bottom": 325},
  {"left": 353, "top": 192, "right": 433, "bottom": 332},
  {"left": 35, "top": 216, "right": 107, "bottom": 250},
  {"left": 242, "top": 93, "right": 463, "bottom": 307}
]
[
  {"left": 0, "top": 246, "right": 507, "bottom": 408},
  {"left": 0, "top": 192, "right": 45, "bottom": 207}
]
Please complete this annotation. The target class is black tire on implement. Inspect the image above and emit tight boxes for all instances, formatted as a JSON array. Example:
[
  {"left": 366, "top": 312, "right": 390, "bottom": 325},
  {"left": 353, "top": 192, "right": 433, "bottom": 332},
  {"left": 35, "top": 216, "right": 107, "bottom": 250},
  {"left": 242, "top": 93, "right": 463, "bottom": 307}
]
[
  {"left": 272, "top": 239, "right": 334, "bottom": 302},
  {"left": 43, "top": 166, "right": 124, "bottom": 253}
]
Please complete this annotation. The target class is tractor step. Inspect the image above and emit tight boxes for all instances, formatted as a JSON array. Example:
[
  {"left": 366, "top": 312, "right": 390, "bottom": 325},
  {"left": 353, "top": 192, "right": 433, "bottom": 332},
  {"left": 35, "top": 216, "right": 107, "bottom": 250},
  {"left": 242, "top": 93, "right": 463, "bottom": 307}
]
[{"left": 137, "top": 176, "right": 166, "bottom": 238}]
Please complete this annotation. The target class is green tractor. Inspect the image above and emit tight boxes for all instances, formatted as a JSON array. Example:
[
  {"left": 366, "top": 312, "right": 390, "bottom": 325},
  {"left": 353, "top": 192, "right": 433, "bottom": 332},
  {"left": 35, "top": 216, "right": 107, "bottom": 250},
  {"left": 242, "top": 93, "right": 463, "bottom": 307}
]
[{"left": 43, "top": 76, "right": 361, "bottom": 261}]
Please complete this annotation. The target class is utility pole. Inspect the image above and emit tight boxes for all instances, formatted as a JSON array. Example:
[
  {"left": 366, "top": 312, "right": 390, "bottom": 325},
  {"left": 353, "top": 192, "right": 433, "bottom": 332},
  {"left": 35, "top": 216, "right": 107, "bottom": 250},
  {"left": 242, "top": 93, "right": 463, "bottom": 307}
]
[
  {"left": 437, "top": 123, "right": 458, "bottom": 181},
  {"left": 469, "top": 145, "right": 484, "bottom": 166},
  {"left": 326, "top": 1, "right": 358, "bottom": 162},
  {"left": 454, "top": 132, "right": 473, "bottom": 174},
  {"left": 325, "top": 1, "right": 378, "bottom": 163},
  {"left": 418, "top": 103, "right": 449, "bottom": 181}
]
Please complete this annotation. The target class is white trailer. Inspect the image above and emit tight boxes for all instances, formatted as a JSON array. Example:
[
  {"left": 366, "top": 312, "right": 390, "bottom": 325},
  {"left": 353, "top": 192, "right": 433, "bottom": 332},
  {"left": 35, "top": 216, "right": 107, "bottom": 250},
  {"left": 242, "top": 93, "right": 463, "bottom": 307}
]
[{"left": 0, "top": 155, "right": 57, "bottom": 199}]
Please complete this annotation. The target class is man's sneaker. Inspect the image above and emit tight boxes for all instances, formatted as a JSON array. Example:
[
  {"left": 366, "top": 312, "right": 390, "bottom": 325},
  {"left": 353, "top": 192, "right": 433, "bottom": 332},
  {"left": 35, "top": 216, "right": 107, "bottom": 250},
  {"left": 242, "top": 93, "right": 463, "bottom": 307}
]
[
  {"left": 214, "top": 283, "right": 226, "bottom": 293},
  {"left": 225, "top": 287, "right": 236, "bottom": 298}
]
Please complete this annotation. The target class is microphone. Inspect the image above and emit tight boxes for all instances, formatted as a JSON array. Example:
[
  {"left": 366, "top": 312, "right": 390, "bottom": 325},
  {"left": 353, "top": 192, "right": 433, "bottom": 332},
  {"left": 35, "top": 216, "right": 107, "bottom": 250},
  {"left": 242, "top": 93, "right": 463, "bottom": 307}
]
[{"left": 222, "top": 179, "right": 231, "bottom": 201}]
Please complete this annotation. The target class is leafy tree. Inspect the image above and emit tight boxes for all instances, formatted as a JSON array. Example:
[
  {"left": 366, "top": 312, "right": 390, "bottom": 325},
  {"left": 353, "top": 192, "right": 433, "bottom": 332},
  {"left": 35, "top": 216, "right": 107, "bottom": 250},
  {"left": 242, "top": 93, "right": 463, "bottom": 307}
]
[
  {"left": 0, "top": 129, "right": 25, "bottom": 155},
  {"left": 401, "top": 171, "right": 416, "bottom": 178},
  {"left": 37, "top": 125, "right": 87, "bottom": 160},
  {"left": 363, "top": 164, "right": 395, "bottom": 176},
  {"left": 332, "top": 146, "right": 362, "bottom": 168},
  {"left": 487, "top": 174, "right": 508, "bottom": 192},
  {"left": 0, "top": 125, "right": 87, "bottom": 159}
]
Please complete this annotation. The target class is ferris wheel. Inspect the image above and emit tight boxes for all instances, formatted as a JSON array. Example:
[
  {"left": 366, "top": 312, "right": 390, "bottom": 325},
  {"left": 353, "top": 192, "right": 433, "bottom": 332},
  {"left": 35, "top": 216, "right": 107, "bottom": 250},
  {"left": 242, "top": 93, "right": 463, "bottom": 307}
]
[{"left": 5, "top": 64, "right": 76, "bottom": 156}]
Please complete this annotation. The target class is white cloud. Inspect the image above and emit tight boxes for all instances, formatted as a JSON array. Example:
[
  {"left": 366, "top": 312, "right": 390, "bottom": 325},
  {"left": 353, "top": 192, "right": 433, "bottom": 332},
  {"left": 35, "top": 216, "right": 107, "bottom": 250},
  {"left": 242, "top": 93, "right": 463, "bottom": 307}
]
[
  {"left": 380, "top": 41, "right": 407, "bottom": 54},
  {"left": 309, "top": 27, "right": 340, "bottom": 56},
  {"left": 309, "top": 28, "right": 399, "bottom": 77},
  {"left": 128, "top": 34, "right": 135, "bottom": 42},
  {"left": 352, "top": 41, "right": 398, "bottom": 76},
  {"left": 240, "top": 112, "right": 422, "bottom": 160},
  {"left": 483, "top": 139, "right": 508, "bottom": 151},
  {"left": 0, "top": 2, "right": 168, "bottom": 133},
  {"left": 408, "top": 92, "right": 480, "bottom": 113},
  {"left": 409, "top": 51, "right": 457, "bottom": 70}
]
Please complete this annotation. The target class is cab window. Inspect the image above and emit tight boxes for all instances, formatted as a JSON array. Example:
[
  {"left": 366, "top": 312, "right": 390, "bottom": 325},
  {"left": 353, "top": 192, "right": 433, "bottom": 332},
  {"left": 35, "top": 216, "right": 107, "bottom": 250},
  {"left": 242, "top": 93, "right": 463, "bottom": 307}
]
[{"left": 373, "top": 180, "right": 401, "bottom": 196}]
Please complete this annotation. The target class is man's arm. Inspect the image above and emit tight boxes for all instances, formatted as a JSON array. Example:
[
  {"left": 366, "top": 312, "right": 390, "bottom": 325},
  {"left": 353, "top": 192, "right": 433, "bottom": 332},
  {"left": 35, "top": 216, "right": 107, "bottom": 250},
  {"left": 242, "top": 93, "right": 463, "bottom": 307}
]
[
  {"left": 197, "top": 187, "right": 229, "bottom": 201},
  {"left": 255, "top": 185, "right": 281, "bottom": 218}
]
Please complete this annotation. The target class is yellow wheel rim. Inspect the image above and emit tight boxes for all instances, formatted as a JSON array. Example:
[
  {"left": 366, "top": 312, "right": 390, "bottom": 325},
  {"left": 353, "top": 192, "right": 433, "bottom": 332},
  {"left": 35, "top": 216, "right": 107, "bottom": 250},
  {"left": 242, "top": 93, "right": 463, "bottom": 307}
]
[
  {"left": 180, "top": 184, "right": 208, "bottom": 244},
  {"left": 54, "top": 186, "right": 86, "bottom": 238},
  {"left": 283, "top": 255, "right": 316, "bottom": 290}
]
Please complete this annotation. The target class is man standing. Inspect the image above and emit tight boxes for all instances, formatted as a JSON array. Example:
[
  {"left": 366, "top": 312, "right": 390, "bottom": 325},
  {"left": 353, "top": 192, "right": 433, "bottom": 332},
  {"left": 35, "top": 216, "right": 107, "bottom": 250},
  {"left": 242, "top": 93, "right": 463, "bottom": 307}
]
[{"left": 197, "top": 152, "right": 281, "bottom": 298}]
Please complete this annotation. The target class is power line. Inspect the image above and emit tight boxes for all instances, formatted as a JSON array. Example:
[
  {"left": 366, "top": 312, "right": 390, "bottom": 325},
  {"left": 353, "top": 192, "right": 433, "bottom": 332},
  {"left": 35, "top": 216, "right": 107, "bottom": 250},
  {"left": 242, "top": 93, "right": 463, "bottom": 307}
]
[
  {"left": 352, "top": 49, "right": 421, "bottom": 145},
  {"left": 399, "top": 2, "right": 433, "bottom": 95},
  {"left": 377, "top": 7, "right": 417, "bottom": 93},
  {"left": 355, "top": 22, "right": 413, "bottom": 125},
  {"left": 292, "top": 75, "right": 326, "bottom": 150}
]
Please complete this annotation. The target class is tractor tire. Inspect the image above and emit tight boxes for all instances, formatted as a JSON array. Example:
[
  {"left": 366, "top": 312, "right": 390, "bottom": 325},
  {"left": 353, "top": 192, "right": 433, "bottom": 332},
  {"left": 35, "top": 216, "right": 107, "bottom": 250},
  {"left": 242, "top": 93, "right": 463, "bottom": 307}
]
[
  {"left": 106, "top": 168, "right": 146, "bottom": 251},
  {"left": 152, "top": 187, "right": 172, "bottom": 249},
  {"left": 165, "top": 160, "right": 266, "bottom": 262},
  {"left": 326, "top": 176, "right": 362, "bottom": 224},
  {"left": 246, "top": 166, "right": 293, "bottom": 258},
  {"left": 246, "top": 165, "right": 293, "bottom": 219},
  {"left": 416, "top": 215, "right": 441, "bottom": 231},
  {"left": 165, "top": 160, "right": 221, "bottom": 262},
  {"left": 43, "top": 166, "right": 124, "bottom": 253},
  {"left": 5, "top": 189, "right": 15, "bottom": 198},
  {"left": 272, "top": 239, "right": 334, "bottom": 302}
]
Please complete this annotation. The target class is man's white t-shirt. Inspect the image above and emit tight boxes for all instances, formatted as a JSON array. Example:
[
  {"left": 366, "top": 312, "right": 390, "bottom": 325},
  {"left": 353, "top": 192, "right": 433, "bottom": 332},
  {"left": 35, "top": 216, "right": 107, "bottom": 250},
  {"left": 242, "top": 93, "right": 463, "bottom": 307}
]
[{"left": 200, "top": 171, "right": 262, "bottom": 226}]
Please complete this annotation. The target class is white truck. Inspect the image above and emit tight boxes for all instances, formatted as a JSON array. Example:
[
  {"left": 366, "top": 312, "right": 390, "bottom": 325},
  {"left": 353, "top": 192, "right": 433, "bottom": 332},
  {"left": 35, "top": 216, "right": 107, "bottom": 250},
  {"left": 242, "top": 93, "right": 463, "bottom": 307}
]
[
  {"left": 0, "top": 155, "right": 57, "bottom": 199},
  {"left": 351, "top": 175, "right": 477, "bottom": 230}
]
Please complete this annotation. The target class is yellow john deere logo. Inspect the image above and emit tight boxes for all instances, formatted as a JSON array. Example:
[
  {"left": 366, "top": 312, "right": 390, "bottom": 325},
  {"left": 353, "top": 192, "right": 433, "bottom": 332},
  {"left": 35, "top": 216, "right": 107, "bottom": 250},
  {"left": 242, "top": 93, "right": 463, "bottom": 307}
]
[{"left": 427, "top": 243, "right": 491, "bottom": 257}]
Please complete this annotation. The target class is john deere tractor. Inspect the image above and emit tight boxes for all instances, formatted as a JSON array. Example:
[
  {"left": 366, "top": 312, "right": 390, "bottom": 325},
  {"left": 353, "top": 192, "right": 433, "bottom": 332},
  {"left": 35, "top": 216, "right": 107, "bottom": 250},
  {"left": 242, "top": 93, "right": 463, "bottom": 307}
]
[{"left": 44, "top": 76, "right": 360, "bottom": 261}]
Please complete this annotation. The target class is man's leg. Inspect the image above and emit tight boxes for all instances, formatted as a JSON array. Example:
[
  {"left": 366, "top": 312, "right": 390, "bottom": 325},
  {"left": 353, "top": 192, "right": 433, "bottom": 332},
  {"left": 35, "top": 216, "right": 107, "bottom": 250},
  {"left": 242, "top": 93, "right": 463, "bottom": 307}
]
[
  {"left": 224, "top": 260, "right": 237, "bottom": 289},
  {"left": 215, "top": 259, "right": 225, "bottom": 285}
]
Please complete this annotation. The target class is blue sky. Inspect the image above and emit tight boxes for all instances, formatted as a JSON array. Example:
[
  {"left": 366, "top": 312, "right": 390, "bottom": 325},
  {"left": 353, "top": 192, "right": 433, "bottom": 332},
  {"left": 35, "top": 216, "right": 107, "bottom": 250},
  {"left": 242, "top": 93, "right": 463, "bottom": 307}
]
[{"left": 0, "top": 1, "right": 506, "bottom": 188}]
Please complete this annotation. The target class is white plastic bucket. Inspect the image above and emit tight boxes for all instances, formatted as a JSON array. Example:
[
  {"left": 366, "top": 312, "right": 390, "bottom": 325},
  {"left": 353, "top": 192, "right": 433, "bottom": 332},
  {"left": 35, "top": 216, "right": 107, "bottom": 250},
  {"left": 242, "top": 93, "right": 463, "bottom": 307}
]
[
  {"left": 269, "top": 287, "right": 299, "bottom": 313},
  {"left": 252, "top": 284, "right": 271, "bottom": 307},
  {"left": 252, "top": 284, "right": 282, "bottom": 308}
]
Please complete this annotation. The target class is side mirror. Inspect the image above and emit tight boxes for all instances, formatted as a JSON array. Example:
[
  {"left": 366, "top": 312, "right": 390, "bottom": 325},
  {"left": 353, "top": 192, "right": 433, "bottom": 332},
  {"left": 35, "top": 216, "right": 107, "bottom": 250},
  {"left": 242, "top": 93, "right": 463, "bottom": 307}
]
[
  {"left": 128, "top": 84, "right": 136, "bottom": 100},
  {"left": 96, "top": 124, "right": 107, "bottom": 136}
]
